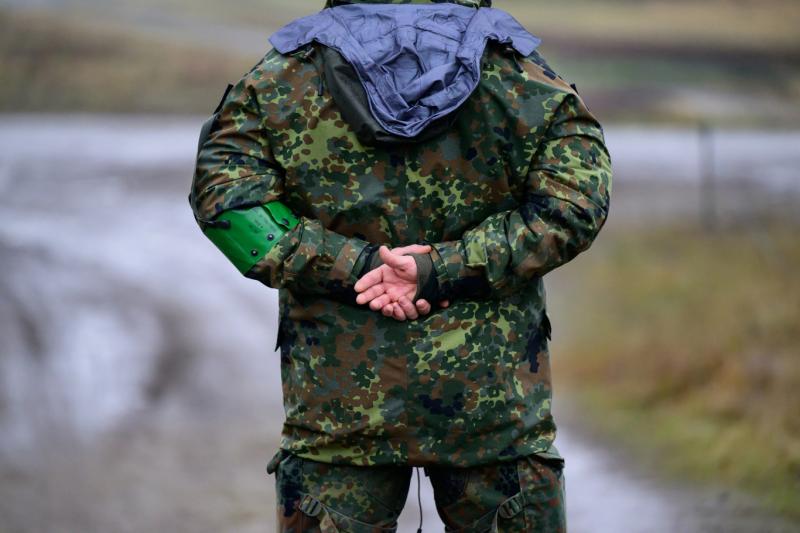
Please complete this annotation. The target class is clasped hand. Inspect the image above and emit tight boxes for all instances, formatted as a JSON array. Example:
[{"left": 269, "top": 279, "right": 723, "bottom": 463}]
[{"left": 354, "top": 244, "right": 449, "bottom": 321}]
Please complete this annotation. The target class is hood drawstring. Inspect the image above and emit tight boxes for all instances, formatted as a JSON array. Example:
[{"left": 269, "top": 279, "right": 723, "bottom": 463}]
[
  {"left": 327, "top": 0, "right": 491, "bottom": 6},
  {"left": 416, "top": 467, "right": 424, "bottom": 533},
  {"left": 293, "top": 45, "right": 326, "bottom": 97},
  {"left": 503, "top": 44, "right": 524, "bottom": 73}
]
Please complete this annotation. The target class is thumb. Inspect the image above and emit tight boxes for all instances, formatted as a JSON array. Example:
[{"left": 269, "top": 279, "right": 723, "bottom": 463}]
[{"left": 378, "top": 245, "right": 412, "bottom": 270}]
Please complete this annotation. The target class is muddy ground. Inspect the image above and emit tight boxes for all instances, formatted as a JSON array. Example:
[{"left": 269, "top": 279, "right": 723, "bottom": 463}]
[{"left": 0, "top": 116, "right": 798, "bottom": 532}]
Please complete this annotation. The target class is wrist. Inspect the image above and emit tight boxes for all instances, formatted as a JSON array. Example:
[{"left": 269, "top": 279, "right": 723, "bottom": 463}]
[
  {"left": 425, "top": 240, "right": 492, "bottom": 301},
  {"left": 356, "top": 243, "right": 385, "bottom": 278},
  {"left": 409, "top": 252, "right": 441, "bottom": 305}
]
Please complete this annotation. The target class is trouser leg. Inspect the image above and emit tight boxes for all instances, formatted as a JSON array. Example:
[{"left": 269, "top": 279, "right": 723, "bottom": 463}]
[
  {"left": 426, "top": 452, "right": 566, "bottom": 533},
  {"left": 269, "top": 450, "right": 413, "bottom": 533}
]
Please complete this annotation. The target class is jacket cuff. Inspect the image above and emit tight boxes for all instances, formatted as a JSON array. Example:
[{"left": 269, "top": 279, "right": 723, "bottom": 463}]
[
  {"left": 355, "top": 243, "right": 385, "bottom": 279},
  {"left": 428, "top": 240, "right": 492, "bottom": 301},
  {"left": 409, "top": 253, "right": 440, "bottom": 304},
  {"left": 319, "top": 237, "right": 370, "bottom": 306}
]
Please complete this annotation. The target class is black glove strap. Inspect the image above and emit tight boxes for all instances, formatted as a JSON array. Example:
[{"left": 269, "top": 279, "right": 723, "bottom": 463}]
[{"left": 410, "top": 253, "right": 441, "bottom": 305}]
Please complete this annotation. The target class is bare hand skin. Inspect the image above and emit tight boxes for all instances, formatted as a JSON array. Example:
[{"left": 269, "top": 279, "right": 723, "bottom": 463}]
[
  {"left": 355, "top": 246, "right": 418, "bottom": 309},
  {"left": 354, "top": 244, "right": 450, "bottom": 321},
  {"left": 382, "top": 297, "right": 450, "bottom": 321}
]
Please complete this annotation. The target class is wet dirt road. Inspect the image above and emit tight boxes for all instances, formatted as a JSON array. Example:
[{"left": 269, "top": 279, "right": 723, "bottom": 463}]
[{"left": 1, "top": 116, "right": 797, "bottom": 532}]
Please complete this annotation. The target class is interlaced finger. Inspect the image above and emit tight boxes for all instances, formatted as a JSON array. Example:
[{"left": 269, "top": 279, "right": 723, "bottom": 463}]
[
  {"left": 354, "top": 264, "right": 385, "bottom": 293},
  {"left": 397, "top": 297, "right": 418, "bottom": 320},
  {"left": 368, "top": 293, "right": 394, "bottom": 311},
  {"left": 355, "top": 284, "right": 386, "bottom": 305},
  {"left": 392, "top": 302, "right": 408, "bottom": 321},
  {"left": 415, "top": 299, "right": 432, "bottom": 315}
]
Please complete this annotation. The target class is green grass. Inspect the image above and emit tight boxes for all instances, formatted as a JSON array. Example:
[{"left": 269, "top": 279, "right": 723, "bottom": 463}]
[
  {"left": 105, "top": 0, "right": 800, "bottom": 51},
  {"left": 0, "top": 9, "right": 255, "bottom": 113},
  {"left": 555, "top": 218, "right": 800, "bottom": 519},
  {"left": 499, "top": 0, "right": 800, "bottom": 51},
  {"left": 1, "top": 1, "right": 798, "bottom": 122}
]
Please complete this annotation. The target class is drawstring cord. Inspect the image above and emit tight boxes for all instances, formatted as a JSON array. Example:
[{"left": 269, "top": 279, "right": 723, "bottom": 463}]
[
  {"left": 295, "top": 45, "right": 325, "bottom": 97},
  {"left": 503, "top": 44, "right": 524, "bottom": 73},
  {"left": 416, "top": 467, "right": 424, "bottom": 533}
]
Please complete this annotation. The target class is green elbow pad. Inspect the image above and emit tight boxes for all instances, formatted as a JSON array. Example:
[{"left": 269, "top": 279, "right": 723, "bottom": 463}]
[{"left": 203, "top": 201, "right": 300, "bottom": 274}]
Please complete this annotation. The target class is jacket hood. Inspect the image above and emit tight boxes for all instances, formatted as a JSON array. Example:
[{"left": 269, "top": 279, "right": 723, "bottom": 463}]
[
  {"left": 270, "top": 3, "right": 539, "bottom": 140},
  {"left": 325, "top": 0, "right": 491, "bottom": 8}
]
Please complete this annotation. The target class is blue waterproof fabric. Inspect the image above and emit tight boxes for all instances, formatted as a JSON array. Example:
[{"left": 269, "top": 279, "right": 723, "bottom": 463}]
[{"left": 269, "top": 4, "right": 541, "bottom": 138}]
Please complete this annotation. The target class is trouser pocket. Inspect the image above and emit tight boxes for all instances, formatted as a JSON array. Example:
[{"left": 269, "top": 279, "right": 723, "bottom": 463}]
[
  {"left": 295, "top": 493, "right": 400, "bottom": 533},
  {"left": 273, "top": 452, "right": 410, "bottom": 533},
  {"left": 427, "top": 453, "right": 566, "bottom": 533},
  {"left": 515, "top": 454, "right": 566, "bottom": 533},
  {"left": 267, "top": 448, "right": 291, "bottom": 475},
  {"left": 427, "top": 459, "right": 520, "bottom": 532}
]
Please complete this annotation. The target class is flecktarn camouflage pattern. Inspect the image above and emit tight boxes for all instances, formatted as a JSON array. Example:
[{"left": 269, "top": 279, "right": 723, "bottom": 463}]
[
  {"left": 271, "top": 449, "right": 411, "bottom": 532},
  {"left": 271, "top": 448, "right": 565, "bottom": 532},
  {"left": 190, "top": 0, "right": 612, "bottom": 470}
]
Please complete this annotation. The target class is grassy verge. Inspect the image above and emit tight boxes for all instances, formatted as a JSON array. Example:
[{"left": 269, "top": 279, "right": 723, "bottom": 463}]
[
  {"left": 555, "top": 217, "right": 800, "bottom": 519},
  {"left": 0, "top": 9, "right": 255, "bottom": 113},
  {"left": 2, "top": 1, "right": 799, "bottom": 122},
  {"left": 501, "top": 0, "right": 800, "bottom": 51},
  {"left": 101, "top": 0, "right": 800, "bottom": 50}
]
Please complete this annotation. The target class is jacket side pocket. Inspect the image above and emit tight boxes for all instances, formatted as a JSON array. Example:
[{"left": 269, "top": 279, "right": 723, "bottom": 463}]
[
  {"left": 274, "top": 315, "right": 285, "bottom": 352},
  {"left": 524, "top": 310, "right": 551, "bottom": 373}
]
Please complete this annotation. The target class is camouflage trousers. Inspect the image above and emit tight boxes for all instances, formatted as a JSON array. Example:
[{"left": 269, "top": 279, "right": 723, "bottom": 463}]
[{"left": 266, "top": 450, "right": 566, "bottom": 532}]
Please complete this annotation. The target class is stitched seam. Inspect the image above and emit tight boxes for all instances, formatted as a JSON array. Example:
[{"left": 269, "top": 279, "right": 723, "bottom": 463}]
[{"left": 196, "top": 170, "right": 282, "bottom": 200}]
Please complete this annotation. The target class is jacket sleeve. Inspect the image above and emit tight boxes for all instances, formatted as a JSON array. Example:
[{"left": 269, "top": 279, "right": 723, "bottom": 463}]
[
  {"left": 427, "top": 90, "right": 612, "bottom": 302},
  {"left": 189, "top": 77, "right": 374, "bottom": 304}
]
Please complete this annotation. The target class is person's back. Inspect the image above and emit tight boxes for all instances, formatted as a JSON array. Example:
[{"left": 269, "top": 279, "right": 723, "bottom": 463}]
[{"left": 189, "top": 0, "right": 612, "bottom": 530}]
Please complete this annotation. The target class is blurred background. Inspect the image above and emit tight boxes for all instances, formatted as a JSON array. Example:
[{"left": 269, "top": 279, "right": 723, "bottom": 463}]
[{"left": 0, "top": 0, "right": 798, "bottom": 532}]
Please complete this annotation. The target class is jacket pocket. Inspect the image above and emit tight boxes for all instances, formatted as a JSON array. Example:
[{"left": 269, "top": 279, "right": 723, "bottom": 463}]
[
  {"left": 266, "top": 448, "right": 291, "bottom": 475},
  {"left": 523, "top": 310, "right": 551, "bottom": 373},
  {"left": 542, "top": 309, "right": 552, "bottom": 341},
  {"left": 274, "top": 315, "right": 285, "bottom": 352}
]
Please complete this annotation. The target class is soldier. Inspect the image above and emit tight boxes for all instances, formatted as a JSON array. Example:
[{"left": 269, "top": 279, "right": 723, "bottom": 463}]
[{"left": 189, "top": 0, "right": 612, "bottom": 531}]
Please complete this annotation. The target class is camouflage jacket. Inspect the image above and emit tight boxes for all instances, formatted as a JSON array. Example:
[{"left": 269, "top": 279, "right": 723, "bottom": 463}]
[{"left": 190, "top": 0, "right": 612, "bottom": 467}]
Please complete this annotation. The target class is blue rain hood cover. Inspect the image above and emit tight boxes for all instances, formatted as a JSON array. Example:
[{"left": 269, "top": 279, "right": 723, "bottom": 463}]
[{"left": 269, "top": 4, "right": 541, "bottom": 138}]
